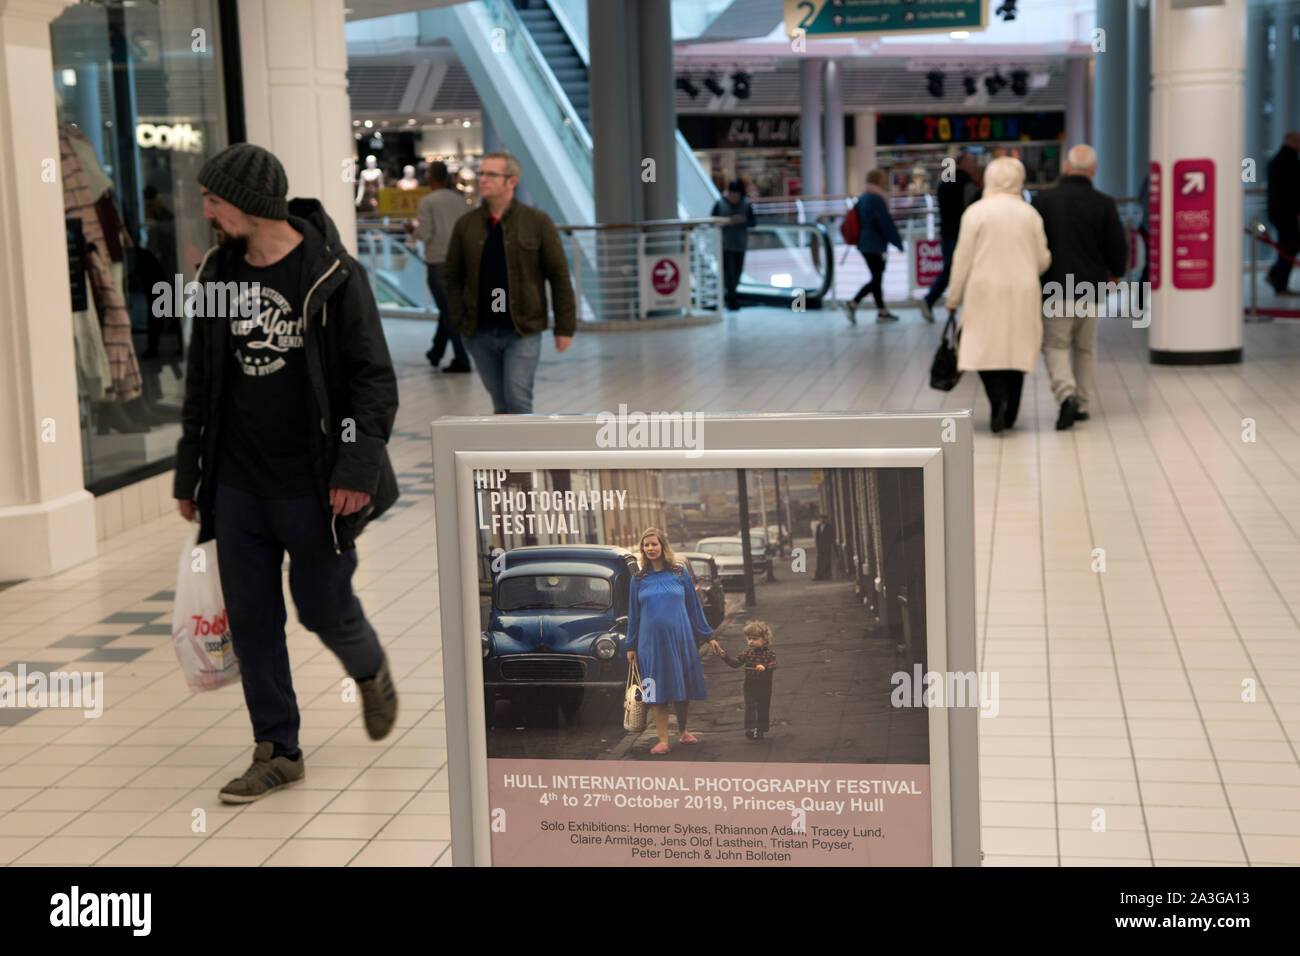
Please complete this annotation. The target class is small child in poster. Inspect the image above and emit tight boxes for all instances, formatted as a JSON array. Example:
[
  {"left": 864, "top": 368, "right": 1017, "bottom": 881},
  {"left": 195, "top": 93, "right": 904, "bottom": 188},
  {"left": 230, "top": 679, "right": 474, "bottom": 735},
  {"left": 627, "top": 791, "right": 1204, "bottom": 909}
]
[{"left": 716, "top": 620, "right": 777, "bottom": 740}]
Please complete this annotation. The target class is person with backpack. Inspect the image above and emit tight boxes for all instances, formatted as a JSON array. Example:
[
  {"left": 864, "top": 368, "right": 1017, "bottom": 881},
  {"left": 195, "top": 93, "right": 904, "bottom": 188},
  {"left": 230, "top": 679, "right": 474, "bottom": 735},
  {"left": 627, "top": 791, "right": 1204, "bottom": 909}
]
[{"left": 842, "top": 170, "right": 905, "bottom": 324}]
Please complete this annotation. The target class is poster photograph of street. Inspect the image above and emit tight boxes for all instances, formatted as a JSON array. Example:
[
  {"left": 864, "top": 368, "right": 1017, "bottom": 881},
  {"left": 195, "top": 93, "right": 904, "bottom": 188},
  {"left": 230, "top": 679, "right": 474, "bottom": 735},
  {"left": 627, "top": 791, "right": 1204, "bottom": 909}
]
[{"left": 473, "top": 465, "right": 929, "bottom": 768}]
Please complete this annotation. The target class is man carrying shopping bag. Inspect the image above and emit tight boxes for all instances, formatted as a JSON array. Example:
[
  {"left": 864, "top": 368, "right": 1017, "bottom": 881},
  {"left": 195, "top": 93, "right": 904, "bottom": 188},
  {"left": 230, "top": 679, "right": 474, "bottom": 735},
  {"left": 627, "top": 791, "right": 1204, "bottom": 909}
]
[{"left": 175, "top": 144, "right": 400, "bottom": 804}]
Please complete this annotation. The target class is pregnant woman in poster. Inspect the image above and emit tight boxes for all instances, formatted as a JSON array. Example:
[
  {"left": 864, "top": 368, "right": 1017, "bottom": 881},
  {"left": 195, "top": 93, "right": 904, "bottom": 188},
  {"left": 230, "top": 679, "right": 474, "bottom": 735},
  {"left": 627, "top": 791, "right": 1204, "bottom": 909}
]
[{"left": 626, "top": 527, "right": 723, "bottom": 754}]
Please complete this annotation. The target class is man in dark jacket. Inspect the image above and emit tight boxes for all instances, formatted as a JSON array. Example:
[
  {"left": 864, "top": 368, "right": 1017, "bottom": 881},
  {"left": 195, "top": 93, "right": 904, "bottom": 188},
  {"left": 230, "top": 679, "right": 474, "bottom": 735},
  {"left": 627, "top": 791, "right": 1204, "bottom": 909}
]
[
  {"left": 175, "top": 144, "right": 400, "bottom": 803},
  {"left": 444, "top": 151, "right": 575, "bottom": 414},
  {"left": 1266, "top": 131, "right": 1300, "bottom": 295},
  {"left": 1033, "top": 144, "right": 1128, "bottom": 430},
  {"left": 711, "top": 179, "right": 757, "bottom": 311},
  {"left": 920, "top": 151, "right": 978, "bottom": 323}
]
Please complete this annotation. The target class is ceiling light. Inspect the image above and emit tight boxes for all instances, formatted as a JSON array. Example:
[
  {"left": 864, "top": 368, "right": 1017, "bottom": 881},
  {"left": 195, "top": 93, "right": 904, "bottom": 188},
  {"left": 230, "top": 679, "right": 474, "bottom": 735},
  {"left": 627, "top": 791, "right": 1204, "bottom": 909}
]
[
  {"left": 950, "top": 31, "right": 970, "bottom": 39},
  {"left": 363, "top": 119, "right": 373, "bottom": 128},
  {"left": 1010, "top": 70, "right": 1028, "bottom": 96},
  {"left": 963, "top": 75, "right": 977, "bottom": 96},
  {"left": 731, "top": 71, "right": 751, "bottom": 99},
  {"left": 462, "top": 119, "right": 471, "bottom": 128},
  {"left": 927, "top": 71, "right": 944, "bottom": 99},
  {"left": 62, "top": 69, "right": 77, "bottom": 86},
  {"left": 995, "top": 1, "right": 1017, "bottom": 21},
  {"left": 703, "top": 75, "right": 725, "bottom": 97},
  {"left": 675, "top": 76, "right": 700, "bottom": 99}
]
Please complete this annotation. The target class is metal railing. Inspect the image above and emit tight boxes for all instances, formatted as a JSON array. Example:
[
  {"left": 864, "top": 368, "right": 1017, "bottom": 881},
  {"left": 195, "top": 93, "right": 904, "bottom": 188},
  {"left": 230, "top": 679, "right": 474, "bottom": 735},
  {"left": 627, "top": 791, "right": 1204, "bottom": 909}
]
[{"left": 557, "top": 218, "right": 723, "bottom": 322}]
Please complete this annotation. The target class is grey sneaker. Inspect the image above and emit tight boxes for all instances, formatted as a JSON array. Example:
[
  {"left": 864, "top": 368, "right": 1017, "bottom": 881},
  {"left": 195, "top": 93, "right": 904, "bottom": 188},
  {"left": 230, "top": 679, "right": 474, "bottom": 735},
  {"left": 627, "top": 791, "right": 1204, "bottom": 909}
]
[
  {"left": 359, "top": 655, "right": 398, "bottom": 740},
  {"left": 919, "top": 299, "right": 935, "bottom": 323},
  {"left": 218, "top": 742, "right": 304, "bottom": 804}
]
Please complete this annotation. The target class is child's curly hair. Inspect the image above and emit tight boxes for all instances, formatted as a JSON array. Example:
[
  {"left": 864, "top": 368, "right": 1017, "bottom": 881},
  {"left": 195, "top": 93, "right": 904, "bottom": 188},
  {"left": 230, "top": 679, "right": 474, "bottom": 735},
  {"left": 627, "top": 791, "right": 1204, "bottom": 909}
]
[{"left": 742, "top": 620, "right": 773, "bottom": 646}]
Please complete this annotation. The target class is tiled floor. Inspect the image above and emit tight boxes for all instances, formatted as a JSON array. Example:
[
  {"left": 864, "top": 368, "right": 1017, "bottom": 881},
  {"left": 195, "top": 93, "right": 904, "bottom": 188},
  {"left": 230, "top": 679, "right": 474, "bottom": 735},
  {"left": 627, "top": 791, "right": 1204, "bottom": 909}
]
[{"left": 1, "top": 305, "right": 1298, "bottom": 866}]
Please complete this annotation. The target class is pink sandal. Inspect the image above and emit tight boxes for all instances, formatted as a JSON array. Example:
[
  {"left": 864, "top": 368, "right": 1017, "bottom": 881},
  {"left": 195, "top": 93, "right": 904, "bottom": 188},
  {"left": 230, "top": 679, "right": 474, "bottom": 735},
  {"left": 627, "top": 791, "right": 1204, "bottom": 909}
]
[
  {"left": 678, "top": 732, "right": 699, "bottom": 744},
  {"left": 650, "top": 742, "right": 670, "bottom": 755}
]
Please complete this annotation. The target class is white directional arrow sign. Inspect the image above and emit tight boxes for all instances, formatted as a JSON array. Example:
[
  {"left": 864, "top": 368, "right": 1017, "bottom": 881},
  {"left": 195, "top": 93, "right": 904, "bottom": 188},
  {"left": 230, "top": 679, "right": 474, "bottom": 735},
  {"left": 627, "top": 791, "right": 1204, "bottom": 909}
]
[
  {"left": 1181, "top": 170, "right": 1206, "bottom": 195},
  {"left": 653, "top": 260, "right": 677, "bottom": 288}
]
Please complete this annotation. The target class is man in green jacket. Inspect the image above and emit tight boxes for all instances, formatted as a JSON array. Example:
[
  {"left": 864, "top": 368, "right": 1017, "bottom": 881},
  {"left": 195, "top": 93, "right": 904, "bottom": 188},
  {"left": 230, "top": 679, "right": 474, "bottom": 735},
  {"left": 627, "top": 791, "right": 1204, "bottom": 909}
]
[{"left": 444, "top": 151, "right": 576, "bottom": 413}]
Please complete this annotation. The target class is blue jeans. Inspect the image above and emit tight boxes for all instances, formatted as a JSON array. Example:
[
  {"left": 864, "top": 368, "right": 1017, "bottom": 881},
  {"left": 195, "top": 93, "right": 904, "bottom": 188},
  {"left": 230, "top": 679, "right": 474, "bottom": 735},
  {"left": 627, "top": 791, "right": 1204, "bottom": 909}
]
[
  {"left": 214, "top": 483, "right": 384, "bottom": 757},
  {"left": 463, "top": 326, "right": 542, "bottom": 414},
  {"left": 925, "top": 235, "right": 958, "bottom": 307}
]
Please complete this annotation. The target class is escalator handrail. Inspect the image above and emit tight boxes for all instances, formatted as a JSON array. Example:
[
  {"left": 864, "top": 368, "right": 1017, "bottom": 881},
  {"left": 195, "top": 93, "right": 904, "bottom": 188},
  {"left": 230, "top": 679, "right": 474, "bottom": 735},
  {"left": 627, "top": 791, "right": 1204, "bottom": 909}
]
[{"left": 743, "top": 222, "right": 835, "bottom": 305}]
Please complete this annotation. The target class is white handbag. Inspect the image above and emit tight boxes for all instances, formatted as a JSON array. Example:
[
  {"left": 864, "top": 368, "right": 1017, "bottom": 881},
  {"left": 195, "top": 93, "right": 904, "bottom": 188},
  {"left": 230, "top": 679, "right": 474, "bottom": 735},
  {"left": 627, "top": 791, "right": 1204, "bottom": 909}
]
[{"left": 623, "top": 659, "right": 647, "bottom": 733}]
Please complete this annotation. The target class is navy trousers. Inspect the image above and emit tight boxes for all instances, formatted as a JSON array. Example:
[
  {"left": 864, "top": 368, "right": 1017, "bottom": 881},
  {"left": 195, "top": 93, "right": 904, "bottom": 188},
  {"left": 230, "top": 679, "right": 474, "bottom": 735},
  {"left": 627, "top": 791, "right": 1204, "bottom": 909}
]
[{"left": 214, "top": 483, "right": 384, "bottom": 757}]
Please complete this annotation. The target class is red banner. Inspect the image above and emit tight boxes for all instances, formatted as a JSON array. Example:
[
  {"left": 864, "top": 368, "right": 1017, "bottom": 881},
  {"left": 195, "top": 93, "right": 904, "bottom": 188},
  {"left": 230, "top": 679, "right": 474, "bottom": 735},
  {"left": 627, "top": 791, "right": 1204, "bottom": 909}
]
[{"left": 1171, "top": 159, "right": 1214, "bottom": 290}]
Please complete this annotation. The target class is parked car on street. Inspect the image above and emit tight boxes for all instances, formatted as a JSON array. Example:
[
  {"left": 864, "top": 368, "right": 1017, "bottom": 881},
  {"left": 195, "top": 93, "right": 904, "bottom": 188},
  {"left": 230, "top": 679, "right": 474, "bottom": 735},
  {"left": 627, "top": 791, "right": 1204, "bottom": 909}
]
[
  {"left": 737, "top": 529, "right": 774, "bottom": 578},
  {"left": 481, "top": 545, "right": 638, "bottom": 725},
  {"left": 695, "top": 536, "right": 753, "bottom": 590},
  {"left": 680, "top": 551, "right": 726, "bottom": 629}
]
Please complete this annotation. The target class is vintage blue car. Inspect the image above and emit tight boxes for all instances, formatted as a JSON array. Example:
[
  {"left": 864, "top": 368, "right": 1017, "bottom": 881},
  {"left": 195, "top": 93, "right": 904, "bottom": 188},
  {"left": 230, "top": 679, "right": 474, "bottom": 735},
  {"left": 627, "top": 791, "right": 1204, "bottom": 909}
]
[{"left": 482, "top": 544, "right": 639, "bottom": 724}]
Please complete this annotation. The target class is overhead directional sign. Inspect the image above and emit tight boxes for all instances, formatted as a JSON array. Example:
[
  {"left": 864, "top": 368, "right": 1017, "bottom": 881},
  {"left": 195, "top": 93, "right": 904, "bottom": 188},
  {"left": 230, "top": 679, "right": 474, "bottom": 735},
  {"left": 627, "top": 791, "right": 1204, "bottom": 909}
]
[{"left": 785, "top": 0, "right": 987, "bottom": 39}]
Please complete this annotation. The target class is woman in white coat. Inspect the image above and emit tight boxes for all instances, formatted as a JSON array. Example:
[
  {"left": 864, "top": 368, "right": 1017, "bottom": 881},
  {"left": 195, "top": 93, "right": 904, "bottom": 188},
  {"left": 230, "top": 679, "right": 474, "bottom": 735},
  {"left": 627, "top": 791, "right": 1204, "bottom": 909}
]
[{"left": 944, "top": 157, "right": 1051, "bottom": 433}]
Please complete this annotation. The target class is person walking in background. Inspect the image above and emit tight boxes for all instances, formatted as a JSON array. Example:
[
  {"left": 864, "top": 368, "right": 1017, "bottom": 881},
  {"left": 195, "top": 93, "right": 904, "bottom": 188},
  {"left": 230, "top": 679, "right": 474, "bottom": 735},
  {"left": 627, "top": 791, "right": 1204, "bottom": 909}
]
[
  {"left": 844, "top": 170, "right": 905, "bottom": 325},
  {"left": 712, "top": 178, "right": 756, "bottom": 311},
  {"left": 1266, "top": 131, "right": 1300, "bottom": 295},
  {"left": 444, "top": 151, "right": 575, "bottom": 414},
  {"left": 946, "top": 156, "right": 1051, "bottom": 435},
  {"left": 407, "top": 161, "right": 472, "bottom": 373},
  {"left": 919, "top": 150, "right": 979, "bottom": 324},
  {"left": 176, "top": 144, "right": 400, "bottom": 804},
  {"left": 1033, "top": 144, "right": 1128, "bottom": 431},
  {"left": 813, "top": 514, "right": 834, "bottom": 580}
]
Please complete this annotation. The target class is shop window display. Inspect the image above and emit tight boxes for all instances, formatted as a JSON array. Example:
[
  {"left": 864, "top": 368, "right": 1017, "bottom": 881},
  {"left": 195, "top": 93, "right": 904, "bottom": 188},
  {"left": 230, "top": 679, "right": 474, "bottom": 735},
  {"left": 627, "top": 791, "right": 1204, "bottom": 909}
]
[{"left": 51, "top": 0, "right": 228, "bottom": 491}]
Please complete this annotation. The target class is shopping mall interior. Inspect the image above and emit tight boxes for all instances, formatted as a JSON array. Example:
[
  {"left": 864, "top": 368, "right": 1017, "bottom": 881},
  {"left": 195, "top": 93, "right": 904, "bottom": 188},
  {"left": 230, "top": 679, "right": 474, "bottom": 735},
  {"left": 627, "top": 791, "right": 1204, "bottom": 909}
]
[{"left": 0, "top": 0, "right": 1297, "bottom": 871}]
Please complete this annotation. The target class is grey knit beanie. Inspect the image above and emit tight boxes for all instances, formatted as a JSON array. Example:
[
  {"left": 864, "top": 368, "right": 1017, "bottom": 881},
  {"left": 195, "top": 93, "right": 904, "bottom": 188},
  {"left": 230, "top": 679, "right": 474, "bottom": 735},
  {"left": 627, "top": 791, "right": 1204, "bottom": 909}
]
[{"left": 197, "top": 143, "right": 289, "bottom": 219}]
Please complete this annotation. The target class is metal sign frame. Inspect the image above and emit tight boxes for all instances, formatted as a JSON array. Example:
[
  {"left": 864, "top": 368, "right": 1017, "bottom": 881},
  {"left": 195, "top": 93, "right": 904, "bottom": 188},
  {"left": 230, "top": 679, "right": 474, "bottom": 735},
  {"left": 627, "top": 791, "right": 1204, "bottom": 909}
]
[{"left": 432, "top": 410, "right": 979, "bottom": 866}]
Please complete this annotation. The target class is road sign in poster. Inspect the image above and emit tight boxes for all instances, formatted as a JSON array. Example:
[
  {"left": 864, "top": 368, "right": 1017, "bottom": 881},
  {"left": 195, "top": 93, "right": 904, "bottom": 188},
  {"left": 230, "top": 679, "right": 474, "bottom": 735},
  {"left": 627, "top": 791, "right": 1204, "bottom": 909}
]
[
  {"left": 1171, "top": 159, "right": 1214, "bottom": 290},
  {"left": 785, "top": 0, "right": 986, "bottom": 39}
]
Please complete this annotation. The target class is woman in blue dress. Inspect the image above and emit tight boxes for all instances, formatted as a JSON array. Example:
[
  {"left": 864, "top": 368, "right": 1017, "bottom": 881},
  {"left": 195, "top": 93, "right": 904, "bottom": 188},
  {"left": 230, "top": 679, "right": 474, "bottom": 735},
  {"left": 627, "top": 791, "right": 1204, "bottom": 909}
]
[{"left": 626, "top": 527, "right": 722, "bottom": 754}]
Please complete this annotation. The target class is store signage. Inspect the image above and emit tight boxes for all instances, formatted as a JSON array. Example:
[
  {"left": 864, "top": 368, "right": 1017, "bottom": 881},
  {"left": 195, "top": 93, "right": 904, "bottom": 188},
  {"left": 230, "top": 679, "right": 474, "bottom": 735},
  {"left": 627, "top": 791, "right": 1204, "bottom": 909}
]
[
  {"left": 914, "top": 239, "right": 944, "bottom": 289},
  {"left": 377, "top": 187, "right": 430, "bottom": 218},
  {"left": 876, "top": 112, "right": 1064, "bottom": 146},
  {"left": 1148, "top": 162, "right": 1161, "bottom": 291},
  {"left": 135, "top": 123, "right": 204, "bottom": 153},
  {"left": 432, "top": 412, "right": 982, "bottom": 867},
  {"left": 640, "top": 254, "right": 690, "bottom": 314},
  {"left": 785, "top": 0, "right": 985, "bottom": 38},
  {"left": 1171, "top": 159, "right": 1214, "bottom": 290},
  {"left": 678, "top": 115, "right": 856, "bottom": 151}
]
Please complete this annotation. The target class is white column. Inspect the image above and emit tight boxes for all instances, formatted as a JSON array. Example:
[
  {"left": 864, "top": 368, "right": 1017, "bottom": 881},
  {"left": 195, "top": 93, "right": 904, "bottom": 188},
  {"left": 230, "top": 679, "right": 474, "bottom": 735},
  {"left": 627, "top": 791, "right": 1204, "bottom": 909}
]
[
  {"left": 0, "top": 0, "right": 97, "bottom": 580},
  {"left": 799, "top": 58, "right": 824, "bottom": 197},
  {"left": 1065, "top": 58, "right": 1089, "bottom": 151},
  {"left": 238, "top": 0, "right": 356, "bottom": 257},
  {"left": 823, "top": 59, "right": 845, "bottom": 195},
  {"left": 846, "top": 110, "right": 876, "bottom": 192},
  {"left": 1148, "top": 0, "right": 1245, "bottom": 364}
]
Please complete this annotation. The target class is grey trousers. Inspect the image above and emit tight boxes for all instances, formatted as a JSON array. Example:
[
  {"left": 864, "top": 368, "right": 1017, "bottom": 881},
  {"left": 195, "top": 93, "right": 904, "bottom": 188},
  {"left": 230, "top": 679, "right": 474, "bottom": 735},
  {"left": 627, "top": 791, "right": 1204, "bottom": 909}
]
[{"left": 1042, "top": 310, "right": 1099, "bottom": 413}]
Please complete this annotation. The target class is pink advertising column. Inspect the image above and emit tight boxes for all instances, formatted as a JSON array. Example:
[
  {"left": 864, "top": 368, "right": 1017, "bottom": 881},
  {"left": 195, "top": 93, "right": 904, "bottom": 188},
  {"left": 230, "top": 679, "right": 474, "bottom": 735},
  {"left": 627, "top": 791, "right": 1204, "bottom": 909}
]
[{"left": 1148, "top": 0, "right": 1246, "bottom": 364}]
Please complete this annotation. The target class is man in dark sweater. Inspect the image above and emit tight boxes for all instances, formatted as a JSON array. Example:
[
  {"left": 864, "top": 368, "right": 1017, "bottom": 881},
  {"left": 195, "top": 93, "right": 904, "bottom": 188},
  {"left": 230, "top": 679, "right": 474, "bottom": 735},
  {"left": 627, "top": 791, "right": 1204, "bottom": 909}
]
[
  {"left": 1033, "top": 144, "right": 1128, "bottom": 430},
  {"left": 176, "top": 144, "right": 400, "bottom": 804},
  {"left": 444, "top": 151, "right": 576, "bottom": 413},
  {"left": 1266, "top": 131, "right": 1300, "bottom": 295},
  {"left": 711, "top": 179, "right": 756, "bottom": 311},
  {"left": 920, "top": 151, "right": 979, "bottom": 323}
]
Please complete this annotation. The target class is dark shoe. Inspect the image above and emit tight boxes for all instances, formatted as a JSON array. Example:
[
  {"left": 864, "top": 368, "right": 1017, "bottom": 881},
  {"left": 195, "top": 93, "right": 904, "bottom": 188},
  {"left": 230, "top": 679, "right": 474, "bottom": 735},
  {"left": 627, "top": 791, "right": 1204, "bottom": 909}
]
[
  {"left": 359, "top": 655, "right": 399, "bottom": 740},
  {"left": 218, "top": 742, "right": 304, "bottom": 804},
  {"left": 1074, "top": 411, "right": 1090, "bottom": 422},
  {"left": 425, "top": 348, "right": 443, "bottom": 368},
  {"left": 442, "top": 362, "right": 472, "bottom": 374},
  {"left": 919, "top": 300, "right": 935, "bottom": 323},
  {"left": 1056, "top": 395, "right": 1078, "bottom": 431},
  {"left": 990, "top": 400, "right": 1008, "bottom": 434},
  {"left": 877, "top": 311, "right": 900, "bottom": 323},
  {"left": 843, "top": 301, "right": 857, "bottom": 325}
]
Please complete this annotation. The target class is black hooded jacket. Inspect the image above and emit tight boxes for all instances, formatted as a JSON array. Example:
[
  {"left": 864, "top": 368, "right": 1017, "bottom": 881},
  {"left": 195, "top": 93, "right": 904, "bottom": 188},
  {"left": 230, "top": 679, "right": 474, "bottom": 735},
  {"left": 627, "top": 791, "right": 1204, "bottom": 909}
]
[{"left": 174, "top": 198, "right": 399, "bottom": 552}]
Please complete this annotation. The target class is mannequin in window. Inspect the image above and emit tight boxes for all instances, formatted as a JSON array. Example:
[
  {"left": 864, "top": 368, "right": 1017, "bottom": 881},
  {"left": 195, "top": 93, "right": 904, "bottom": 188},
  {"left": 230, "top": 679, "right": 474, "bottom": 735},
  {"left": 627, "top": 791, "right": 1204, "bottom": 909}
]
[
  {"left": 355, "top": 154, "right": 381, "bottom": 211},
  {"left": 59, "top": 123, "right": 154, "bottom": 434},
  {"left": 397, "top": 164, "right": 420, "bottom": 190}
]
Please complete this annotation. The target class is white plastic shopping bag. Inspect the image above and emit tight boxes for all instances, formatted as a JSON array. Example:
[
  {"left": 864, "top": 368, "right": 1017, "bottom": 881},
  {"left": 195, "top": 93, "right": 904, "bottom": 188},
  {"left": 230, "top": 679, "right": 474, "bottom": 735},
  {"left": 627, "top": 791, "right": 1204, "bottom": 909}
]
[{"left": 171, "top": 525, "right": 241, "bottom": 692}]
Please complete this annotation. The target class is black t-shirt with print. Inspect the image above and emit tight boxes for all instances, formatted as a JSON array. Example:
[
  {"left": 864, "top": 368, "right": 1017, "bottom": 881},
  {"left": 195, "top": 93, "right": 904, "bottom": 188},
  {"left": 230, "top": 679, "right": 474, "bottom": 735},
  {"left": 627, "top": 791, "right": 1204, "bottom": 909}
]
[{"left": 217, "top": 241, "right": 317, "bottom": 498}]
